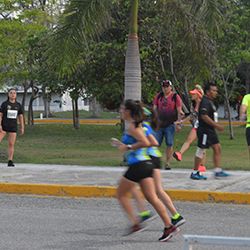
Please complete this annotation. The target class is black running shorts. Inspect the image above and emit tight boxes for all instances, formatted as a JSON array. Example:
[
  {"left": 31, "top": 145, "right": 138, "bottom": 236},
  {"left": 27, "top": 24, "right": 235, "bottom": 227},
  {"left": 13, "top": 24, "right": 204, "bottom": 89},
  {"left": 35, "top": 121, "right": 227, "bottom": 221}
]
[
  {"left": 246, "top": 127, "right": 250, "bottom": 146},
  {"left": 124, "top": 160, "right": 153, "bottom": 182},
  {"left": 2, "top": 126, "right": 17, "bottom": 133},
  {"left": 197, "top": 127, "right": 219, "bottom": 149},
  {"left": 150, "top": 156, "right": 162, "bottom": 169}
]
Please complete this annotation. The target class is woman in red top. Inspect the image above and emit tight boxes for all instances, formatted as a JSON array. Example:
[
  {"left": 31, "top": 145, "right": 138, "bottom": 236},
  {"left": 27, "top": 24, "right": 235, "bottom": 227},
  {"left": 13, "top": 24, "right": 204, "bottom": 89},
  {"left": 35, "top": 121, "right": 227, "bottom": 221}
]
[{"left": 173, "top": 85, "right": 206, "bottom": 171}]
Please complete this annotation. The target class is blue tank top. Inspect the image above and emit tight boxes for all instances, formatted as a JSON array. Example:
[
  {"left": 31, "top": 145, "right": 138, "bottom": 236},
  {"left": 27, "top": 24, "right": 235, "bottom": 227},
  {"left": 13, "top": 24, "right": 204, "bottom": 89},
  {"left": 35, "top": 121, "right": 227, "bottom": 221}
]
[
  {"left": 121, "top": 125, "right": 151, "bottom": 165},
  {"left": 142, "top": 122, "right": 162, "bottom": 158}
]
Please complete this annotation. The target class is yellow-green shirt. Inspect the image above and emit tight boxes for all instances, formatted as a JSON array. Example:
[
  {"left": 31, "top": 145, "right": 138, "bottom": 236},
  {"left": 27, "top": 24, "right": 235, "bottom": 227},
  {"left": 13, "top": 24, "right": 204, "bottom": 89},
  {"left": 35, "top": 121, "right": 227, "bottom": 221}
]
[{"left": 242, "top": 94, "right": 250, "bottom": 128}]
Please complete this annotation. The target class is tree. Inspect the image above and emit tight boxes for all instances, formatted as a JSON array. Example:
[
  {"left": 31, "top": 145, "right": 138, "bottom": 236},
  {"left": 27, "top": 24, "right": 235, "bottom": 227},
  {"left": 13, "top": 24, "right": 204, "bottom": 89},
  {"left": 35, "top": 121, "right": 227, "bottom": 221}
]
[
  {"left": 124, "top": 0, "right": 141, "bottom": 101},
  {"left": 138, "top": 1, "right": 222, "bottom": 108},
  {"left": 81, "top": 41, "right": 126, "bottom": 110},
  {"left": 0, "top": 18, "right": 45, "bottom": 123},
  {"left": 214, "top": 0, "right": 250, "bottom": 139},
  {"left": 0, "top": 0, "right": 65, "bottom": 124},
  {"left": 45, "top": 0, "right": 223, "bottom": 121}
]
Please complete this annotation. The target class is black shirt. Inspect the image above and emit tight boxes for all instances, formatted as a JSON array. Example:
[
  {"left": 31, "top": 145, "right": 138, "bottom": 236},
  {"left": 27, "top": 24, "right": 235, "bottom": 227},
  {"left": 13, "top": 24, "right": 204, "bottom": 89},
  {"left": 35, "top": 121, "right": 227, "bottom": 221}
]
[
  {"left": 198, "top": 95, "right": 217, "bottom": 130},
  {"left": 0, "top": 100, "right": 23, "bottom": 132}
]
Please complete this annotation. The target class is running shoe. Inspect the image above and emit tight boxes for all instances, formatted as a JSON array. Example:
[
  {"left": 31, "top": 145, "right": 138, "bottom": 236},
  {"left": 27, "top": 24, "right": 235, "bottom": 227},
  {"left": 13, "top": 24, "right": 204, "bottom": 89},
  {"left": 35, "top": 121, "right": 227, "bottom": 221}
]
[
  {"left": 158, "top": 225, "right": 180, "bottom": 242},
  {"left": 123, "top": 224, "right": 149, "bottom": 237},
  {"left": 7, "top": 160, "right": 15, "bottom": 167},
  {"left": 190, "top": 171, "right": 207, "bottom": 180},
  {"left": 193, "top": 164, "right": 207, "bottom": 172},
  {"left": 140, "top": 211, "right": 157, "bottom": 223},
  {"left": 171, "top": 215, "right": 186, "bottom": 227},
  {"left": 215, "top": 171, "right": 230, "bottom": 177},
  {"left": 173, "top": 152, "right": 182, "bottom": 162},
  {"left": 165, "top": 164, "right": 171, "bottom": 170}
]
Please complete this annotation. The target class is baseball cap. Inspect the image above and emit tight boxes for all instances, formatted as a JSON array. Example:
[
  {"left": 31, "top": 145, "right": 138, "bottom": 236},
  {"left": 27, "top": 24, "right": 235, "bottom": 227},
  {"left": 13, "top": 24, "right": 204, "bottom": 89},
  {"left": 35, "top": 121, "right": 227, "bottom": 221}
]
[
  {"left": 190, "top": 89, "right": 203, "bottom": 98},
  {"left": 161, "top": 80, "right": 172, "bottom": 87}
]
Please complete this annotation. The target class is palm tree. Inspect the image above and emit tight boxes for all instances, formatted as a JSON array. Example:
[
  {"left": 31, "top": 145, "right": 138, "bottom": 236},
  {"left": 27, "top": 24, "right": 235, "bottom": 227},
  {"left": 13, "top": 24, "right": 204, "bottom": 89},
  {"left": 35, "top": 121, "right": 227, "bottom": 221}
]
[
  {"left": 46, "top": 0, "right": 223, "bottom": 104},
  {"left": 124, "top": 0, "right": 141, "bottom": 101}
]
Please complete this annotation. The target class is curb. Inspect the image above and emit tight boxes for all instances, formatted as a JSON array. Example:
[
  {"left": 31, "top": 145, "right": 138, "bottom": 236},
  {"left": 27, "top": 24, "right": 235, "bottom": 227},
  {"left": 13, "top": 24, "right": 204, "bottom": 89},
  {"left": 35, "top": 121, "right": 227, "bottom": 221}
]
[
  {"left": 0, "top": 183, "right": 117, "bottom": 198},
  {"left": 0, "top": 183, "right": 249, "bottom": 204}
]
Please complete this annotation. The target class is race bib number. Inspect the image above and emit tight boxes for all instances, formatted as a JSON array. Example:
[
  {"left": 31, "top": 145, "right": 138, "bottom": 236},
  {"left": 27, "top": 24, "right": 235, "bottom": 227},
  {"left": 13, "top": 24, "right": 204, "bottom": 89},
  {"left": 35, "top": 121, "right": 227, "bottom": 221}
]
[{"left": 7, "top": 110, "right": 18, "bottom": 119}]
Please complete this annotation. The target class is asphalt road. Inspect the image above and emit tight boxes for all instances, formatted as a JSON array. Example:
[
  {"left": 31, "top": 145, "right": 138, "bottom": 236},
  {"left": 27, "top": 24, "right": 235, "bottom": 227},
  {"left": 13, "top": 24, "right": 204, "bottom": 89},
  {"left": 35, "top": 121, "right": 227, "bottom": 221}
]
[{"left": 0, "top": 194, "right": 249, "bottom": 250}]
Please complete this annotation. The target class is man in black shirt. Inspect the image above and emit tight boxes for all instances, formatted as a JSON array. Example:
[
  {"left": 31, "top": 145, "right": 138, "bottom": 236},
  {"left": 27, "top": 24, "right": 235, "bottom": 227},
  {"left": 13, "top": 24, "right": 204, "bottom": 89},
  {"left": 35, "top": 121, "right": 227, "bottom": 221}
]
[{"left": 190, "top": 83, "right": 230, "bottom": 180}]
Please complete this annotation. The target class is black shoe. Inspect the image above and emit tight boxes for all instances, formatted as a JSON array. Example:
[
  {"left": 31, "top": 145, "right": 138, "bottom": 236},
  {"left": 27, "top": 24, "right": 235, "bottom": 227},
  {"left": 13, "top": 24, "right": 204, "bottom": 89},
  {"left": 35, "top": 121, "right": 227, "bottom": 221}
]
[
  {"left": 171, "top": 215, "right": 186, "bottom": 227},
  {"left": 165, "top": 164, "right": 171, "bottom": 170},
  {"left": 7, "top": 160, "right": 15, "bottom": 167},
  {"left": 158, "top": 225, "right": 180, "bottom": 242}
]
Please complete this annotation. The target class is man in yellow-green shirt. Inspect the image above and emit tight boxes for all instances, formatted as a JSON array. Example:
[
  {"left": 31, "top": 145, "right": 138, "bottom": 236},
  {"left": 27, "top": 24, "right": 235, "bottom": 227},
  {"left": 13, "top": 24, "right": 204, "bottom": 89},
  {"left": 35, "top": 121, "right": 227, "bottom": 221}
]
[{"left": 240, "top": 94, "right": 250, "bottom": 157}]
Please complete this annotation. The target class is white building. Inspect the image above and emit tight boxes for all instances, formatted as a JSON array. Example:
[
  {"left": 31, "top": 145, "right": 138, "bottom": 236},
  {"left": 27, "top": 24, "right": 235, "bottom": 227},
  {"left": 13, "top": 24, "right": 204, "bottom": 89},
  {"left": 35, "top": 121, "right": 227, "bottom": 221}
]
[
  {"left": 217, "top": 104, "right": 238, "bottom": 120},
  {"left": 0, "top": 87, "right": 90, "bottom": 113}
]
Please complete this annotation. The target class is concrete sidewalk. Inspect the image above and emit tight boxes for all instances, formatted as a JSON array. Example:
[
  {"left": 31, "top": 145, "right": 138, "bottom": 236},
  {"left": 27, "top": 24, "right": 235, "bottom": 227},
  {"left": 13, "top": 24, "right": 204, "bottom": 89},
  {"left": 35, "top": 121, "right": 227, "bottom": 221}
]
[{"left": 0, "top": 163, "right": 250, "bottom": 204}]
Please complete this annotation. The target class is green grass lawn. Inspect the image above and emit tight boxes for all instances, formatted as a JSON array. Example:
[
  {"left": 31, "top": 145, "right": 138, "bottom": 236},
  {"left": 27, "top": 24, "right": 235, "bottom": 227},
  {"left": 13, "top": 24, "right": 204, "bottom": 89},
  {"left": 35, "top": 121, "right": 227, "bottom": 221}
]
[{"left": 0, "top": 123, "right": 249, "bottom": 170}]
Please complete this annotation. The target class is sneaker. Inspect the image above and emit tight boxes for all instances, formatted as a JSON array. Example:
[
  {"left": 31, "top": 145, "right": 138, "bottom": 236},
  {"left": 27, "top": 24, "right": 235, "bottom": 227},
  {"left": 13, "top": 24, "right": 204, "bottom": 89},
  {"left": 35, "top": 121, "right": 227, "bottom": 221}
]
[
  {"left": 123, "top": 224, "right": 149, "bottom": 237},
  {"left": 193, "top": 164, "right": 206, "bottom": 172},
  {"left": 190, "top": 171, "right": 207, "bottom": 180},
  {"left": 215, "top": 171, "right": 230, "bottom": 177},
  {"left": 7, "top": 160, "right": 15, "bottom": 167},
  {"left": 140, "top": 211, "right": 157, "bottom": 223},
  {"left": 165, "top": 164, "right": 171, "bottom": 170},
  {"left": 158, "top": 225, "right": 180, "bottom": 242},
  {"left": 173, "top": 152, "right": 182, "bottom": 161},
  {"left": 171, "top": 215, "right": 186, "bottom": 227}
]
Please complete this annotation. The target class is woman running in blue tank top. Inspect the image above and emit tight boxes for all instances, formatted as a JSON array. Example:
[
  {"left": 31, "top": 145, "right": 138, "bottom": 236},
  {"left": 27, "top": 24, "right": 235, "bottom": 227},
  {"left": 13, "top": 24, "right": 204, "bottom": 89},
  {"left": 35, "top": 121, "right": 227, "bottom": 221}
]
[
  {"left": 112, "top": 99, "right": 180, "bottom": 242},
  {"left": 131, "top": 106, "right": 185, "bottom": 228}
]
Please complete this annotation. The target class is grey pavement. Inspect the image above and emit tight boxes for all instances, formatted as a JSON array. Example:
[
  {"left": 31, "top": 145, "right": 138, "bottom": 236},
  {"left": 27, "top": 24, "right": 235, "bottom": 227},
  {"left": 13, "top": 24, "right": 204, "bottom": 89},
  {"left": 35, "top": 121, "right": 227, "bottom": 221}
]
[
  {"left": 0, "top": 194, "right": 249, "bottom": 250},
  {"left": 1, "top": 163, "right": 250, "bottom": 193}
]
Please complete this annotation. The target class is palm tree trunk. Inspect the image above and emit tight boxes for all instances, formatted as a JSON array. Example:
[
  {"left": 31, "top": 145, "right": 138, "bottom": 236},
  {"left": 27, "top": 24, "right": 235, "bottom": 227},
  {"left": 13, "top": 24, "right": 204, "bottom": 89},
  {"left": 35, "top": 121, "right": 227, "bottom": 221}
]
[
  {"left": 124, "top": 33, "right": 141, "bottom": 101},
  {"left": 124, "top": 0, "right": 141, "bottom": 101}
]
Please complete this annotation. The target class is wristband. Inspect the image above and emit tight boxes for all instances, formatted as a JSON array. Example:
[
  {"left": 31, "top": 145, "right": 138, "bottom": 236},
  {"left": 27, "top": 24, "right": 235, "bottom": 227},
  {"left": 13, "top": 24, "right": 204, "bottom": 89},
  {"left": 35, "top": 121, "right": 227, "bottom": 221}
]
[
  {"left": 127, "top": 145, "right": 133, "bottom": 151},
  {"left": 180, "top": 120, "right": 183, "bottom": 125}
]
